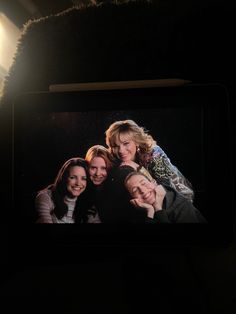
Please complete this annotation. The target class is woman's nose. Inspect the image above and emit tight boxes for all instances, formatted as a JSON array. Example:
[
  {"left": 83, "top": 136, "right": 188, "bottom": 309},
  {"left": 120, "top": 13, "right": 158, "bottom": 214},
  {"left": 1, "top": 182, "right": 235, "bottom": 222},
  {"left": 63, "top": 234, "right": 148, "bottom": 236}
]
[
  {"left": 119, "top": 145, "right": 125, "bottom": 153},
  {"left": 76, "top": 178, "right": 83, "bottom": 186},
  {"left": 95, "top": 169, "right": 101, "bottom": 176}
]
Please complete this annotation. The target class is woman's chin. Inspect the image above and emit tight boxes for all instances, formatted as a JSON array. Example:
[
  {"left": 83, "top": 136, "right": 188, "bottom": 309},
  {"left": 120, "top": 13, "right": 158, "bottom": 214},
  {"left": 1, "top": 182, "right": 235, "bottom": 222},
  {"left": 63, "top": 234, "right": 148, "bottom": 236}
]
[
  {"left": 67, "top": 192, "right": 79, "bottom": 199},
  {"left": 92, "top": 179, "right": 104, "bottom": 186}
]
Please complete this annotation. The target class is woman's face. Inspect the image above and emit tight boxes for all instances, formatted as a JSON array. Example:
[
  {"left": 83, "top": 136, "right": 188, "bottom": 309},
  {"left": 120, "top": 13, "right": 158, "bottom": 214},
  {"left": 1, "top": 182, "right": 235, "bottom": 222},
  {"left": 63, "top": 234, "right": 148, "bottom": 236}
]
[
  {"left": 89, "top": 156, "right": 108, "bottom": 185},
  {"left": 111, "top": 132, "right": 137, "bottom": 162},
  {"left": 66, "top": 166, "right": 87, "bottom": 198}
]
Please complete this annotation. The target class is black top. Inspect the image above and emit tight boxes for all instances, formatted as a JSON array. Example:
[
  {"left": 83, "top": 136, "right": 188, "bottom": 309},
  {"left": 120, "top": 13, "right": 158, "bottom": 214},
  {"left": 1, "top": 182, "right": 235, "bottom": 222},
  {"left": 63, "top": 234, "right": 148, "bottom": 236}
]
[{"left": 97, "top": 166, "right": 136, "bottom": 223}]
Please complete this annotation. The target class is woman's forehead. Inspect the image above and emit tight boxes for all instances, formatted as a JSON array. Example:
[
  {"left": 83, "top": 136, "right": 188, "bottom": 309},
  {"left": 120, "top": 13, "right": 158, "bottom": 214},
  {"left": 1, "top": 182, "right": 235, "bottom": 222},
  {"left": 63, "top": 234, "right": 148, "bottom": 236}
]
[
  {"left": 68, "top": 165, "right": 86, "bottom": 174},
  {"left": 116, "top": 131, "right": 134, "bottom": 143},
  {"left": 90, "top": 156, "right": 106, "bottom": 166}
]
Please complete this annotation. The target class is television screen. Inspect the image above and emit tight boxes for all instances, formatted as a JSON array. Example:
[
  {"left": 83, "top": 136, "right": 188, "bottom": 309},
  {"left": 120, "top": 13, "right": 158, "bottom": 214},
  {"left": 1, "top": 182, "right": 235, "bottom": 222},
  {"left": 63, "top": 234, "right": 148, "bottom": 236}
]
[{"left": 11, "top": 82, "right": 234, "bottom": 246}]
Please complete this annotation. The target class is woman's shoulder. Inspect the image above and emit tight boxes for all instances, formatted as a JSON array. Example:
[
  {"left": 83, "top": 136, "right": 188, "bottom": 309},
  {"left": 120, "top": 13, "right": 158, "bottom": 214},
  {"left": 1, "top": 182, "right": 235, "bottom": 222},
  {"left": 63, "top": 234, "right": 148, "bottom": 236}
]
[
  {"left": 36, "top": 188, "right": 53, "bottom": 202},
  {"left": 140, "top": 145, "right": 167, "bottom": 165},
  {"left": 151, "top": 145, "right": 166, "bottom": 157}
]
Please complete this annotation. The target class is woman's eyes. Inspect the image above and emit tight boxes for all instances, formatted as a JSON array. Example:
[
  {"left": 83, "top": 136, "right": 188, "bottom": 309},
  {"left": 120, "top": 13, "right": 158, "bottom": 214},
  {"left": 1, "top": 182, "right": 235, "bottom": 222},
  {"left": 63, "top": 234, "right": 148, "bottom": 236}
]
[
  {"left": 112, "top": 142, "right": 130, "bottom": 148},
  {"left": 90, "top": 166, "right": 107, "bottom": 170},
  {"left": 69, "top": 176, "right": 87, "bottom": 180}
]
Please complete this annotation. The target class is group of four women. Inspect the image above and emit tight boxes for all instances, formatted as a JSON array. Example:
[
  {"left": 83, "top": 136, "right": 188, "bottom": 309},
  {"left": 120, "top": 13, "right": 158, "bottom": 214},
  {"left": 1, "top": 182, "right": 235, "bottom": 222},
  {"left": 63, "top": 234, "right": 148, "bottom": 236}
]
[{"left": 35, "top": 120, "right": 206, "bottom": 224}]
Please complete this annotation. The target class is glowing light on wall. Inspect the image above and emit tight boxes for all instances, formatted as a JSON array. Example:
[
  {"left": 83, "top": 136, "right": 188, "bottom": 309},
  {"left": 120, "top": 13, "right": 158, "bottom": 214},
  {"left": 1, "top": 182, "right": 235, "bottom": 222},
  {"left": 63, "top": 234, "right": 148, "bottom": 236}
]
[
  {"left": 0, "top": 12, "right": 21, "bottom": 71},
  {"left": 0, "top": 12, "right": 21, "bottom": 93}
]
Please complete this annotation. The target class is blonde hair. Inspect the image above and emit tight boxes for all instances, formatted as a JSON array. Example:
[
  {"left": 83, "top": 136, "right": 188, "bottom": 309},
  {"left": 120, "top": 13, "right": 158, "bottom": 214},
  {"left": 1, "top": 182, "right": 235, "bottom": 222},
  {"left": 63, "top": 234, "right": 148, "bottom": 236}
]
[
  {"left": 105, "top": 120, "right": 156, "bottom": 155},
  {"left": 85, "top": 145, "right": 114, "bottom": 171}
]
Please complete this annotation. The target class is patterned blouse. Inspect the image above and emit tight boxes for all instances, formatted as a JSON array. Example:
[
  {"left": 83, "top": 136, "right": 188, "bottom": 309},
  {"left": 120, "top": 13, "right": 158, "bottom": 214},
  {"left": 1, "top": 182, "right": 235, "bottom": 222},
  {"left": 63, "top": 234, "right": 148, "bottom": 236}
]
[{"left": 138, "top": 145, "right": 194, "bottom": 202}]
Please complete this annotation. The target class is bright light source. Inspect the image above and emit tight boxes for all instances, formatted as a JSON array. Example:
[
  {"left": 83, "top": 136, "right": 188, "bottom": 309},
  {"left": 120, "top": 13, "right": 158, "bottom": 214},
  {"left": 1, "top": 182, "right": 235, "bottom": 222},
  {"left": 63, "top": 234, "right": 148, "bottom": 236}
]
[{"left": 0, "top": 13, "right": 21, "bottom": 75}]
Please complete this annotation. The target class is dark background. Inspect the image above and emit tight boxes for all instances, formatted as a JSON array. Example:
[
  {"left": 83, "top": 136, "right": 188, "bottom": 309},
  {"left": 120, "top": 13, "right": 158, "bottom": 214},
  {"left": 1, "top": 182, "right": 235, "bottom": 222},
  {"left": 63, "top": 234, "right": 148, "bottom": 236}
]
[
  {"left": 15, "top": 106, "right": 203, "bottom": 212},
  {"left": 0, "top": 1, "right": 235, "bottom": 313}
]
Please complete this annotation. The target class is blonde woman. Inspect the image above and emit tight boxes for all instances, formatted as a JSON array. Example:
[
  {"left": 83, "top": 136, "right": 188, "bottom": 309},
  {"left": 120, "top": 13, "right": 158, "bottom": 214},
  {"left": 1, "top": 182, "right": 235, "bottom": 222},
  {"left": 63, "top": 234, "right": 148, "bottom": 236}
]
[{"left": 105, "top": 119, "right": 194, "bottom": 202}]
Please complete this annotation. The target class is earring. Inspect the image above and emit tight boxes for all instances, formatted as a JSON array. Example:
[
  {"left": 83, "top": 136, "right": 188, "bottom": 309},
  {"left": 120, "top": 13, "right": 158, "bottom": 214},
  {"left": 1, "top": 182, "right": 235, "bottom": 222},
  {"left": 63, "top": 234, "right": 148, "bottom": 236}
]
[{"left": 137, "top": 147, "right": 140, "bottom": 152}]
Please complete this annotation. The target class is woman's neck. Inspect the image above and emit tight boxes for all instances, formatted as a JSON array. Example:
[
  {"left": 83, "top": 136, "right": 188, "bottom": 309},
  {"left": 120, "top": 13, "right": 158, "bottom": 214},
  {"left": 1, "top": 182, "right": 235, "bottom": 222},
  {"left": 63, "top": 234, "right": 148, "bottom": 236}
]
[{"left": 64, "top": 194, "right": 77, "bottom": 202}]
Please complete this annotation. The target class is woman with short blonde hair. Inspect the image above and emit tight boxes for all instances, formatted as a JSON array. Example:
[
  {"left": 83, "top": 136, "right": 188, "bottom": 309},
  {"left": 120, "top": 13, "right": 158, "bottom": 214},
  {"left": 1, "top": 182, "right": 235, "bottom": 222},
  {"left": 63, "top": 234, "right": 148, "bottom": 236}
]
[
  {"left": 105, "top": 119, "right": 194, "bottom": 202},
  {"left": 105, "top": 119, "right": 156, "bottom": 155}
]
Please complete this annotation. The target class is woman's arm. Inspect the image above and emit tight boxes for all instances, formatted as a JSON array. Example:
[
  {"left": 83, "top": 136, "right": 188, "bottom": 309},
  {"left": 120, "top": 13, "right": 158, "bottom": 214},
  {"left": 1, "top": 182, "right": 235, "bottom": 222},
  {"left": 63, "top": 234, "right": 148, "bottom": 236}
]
[
  {"left": 144, "top": 146, "right": 194, "bottom": 202},
  {"left": 35, "top": 190, "right": 54, "bottom": 223}
]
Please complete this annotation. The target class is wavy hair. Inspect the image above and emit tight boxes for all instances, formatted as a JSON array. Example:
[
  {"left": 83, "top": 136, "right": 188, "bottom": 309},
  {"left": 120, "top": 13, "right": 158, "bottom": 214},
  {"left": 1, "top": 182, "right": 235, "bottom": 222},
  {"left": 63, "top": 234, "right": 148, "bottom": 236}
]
[{"left": 105, "top": 119, "right": 156, "bottom": 157}]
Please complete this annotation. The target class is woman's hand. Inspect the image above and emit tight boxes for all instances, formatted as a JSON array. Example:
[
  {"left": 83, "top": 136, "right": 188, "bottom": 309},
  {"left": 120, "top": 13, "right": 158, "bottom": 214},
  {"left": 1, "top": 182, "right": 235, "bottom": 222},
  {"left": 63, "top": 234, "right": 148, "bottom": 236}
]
[
  {"left": 120, "top": 160, "right": 139, "bottom": 170},
  {"left": 153, "top": 184, "right": 166, "bottom": 212},
  {"left": 130, "top": 198, "right": 155, "bottom": 218}
]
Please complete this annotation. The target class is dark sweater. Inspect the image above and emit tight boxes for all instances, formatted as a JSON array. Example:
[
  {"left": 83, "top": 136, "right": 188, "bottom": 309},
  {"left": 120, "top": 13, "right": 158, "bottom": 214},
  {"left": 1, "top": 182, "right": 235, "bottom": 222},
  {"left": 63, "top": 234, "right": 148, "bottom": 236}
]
[
  {"left": 96, "top": 166, "right": 136, "bottom": 223},
  {"left": 146, "top": 185, "right": 207, "bottom": 223}
]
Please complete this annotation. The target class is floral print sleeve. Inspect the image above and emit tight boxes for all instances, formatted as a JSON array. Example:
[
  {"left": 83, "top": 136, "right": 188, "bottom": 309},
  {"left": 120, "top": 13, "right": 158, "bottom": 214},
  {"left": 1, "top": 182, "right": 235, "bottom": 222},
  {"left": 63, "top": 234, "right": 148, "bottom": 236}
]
[{"left": 139, "top": 145, "right": 194, "bottom": 202}]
